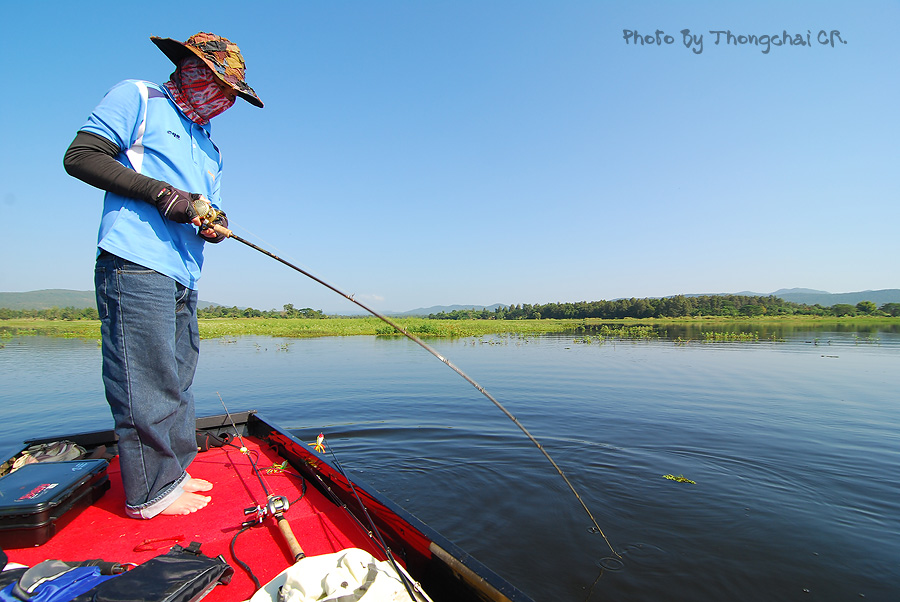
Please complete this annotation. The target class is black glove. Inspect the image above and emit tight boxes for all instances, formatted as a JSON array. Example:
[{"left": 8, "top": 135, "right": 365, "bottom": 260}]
[
  {"left": 199, "top": 210, "right": 228, "bottom": 244},
  {"left": 154, "top": 185, "right": 199, "bottom": 223}
]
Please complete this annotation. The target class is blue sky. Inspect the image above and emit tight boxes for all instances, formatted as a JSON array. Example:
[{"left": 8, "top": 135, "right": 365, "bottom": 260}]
[{"left": 1, "top": 1, "right": 897, "bottom": 313}]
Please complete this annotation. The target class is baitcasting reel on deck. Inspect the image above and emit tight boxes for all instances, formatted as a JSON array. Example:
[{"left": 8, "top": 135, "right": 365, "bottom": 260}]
[{"left": 242, "top": 494, "right": 290, "bottom": 528}]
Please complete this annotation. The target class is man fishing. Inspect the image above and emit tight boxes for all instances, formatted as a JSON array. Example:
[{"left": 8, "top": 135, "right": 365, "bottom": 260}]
[{"left": 63, "top": 32, "right": 263, "bottom": 518}]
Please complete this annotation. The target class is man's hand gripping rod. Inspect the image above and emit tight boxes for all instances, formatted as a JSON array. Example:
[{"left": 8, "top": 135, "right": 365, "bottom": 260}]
[{"left": 192, "top": 197, "right": 233, "bottom": 238}]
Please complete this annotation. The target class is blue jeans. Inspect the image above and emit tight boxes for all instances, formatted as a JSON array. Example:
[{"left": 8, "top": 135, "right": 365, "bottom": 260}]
[{"left": 94, "top": 250, "right": 199, "bottom": 518}]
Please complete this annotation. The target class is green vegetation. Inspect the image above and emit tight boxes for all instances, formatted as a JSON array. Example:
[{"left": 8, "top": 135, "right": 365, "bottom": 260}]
[
  {"left": 0, "top": 306, "right": 99, "bottom": 321},
  {"left": 702, "top": 331, "right": 760, "bottom": 342},
  {"left": 573, "top": 324, "right": 660, "bottom": 344},
  {"left": 4, "top": 314, "right": 895, "bottom": 343},
  {"left": 0, "top": 319, "right": 101, "bottom": 339},
  {"left": 3, "top": 295, "right": 898, "bottom": 326},
  {"left": 2, "top": 296, "right": 898, "bottom": 342},
  {"left": 200, "top": 317, "right": 579, "bottom": 339},
  {"left": 0, "top": 317, "right": 584, "bottom": 341},
  {"left": 596, "top": 324, "right": 658, "bottom": 338}
]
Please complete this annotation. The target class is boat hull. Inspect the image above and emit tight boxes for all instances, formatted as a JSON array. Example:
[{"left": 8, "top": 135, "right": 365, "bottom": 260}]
[{"left": 0, "top": 411, "right": 534, "bottom": 602}]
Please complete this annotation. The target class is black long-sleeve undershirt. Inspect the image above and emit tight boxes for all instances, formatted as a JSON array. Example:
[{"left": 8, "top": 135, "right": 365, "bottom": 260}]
[{"left": 63, "top": 131, "right": 168, "bottom": 202}]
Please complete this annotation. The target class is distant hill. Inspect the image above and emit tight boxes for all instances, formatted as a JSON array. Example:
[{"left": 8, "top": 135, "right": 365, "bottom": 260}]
[
  {"left": 0, "top": 289, "right": 219, "bottom": 310},
  {"left": 0, "top": 289, "right": 96, "bottom": 310},
  {"left": 724, "top": 288, "right": 900, "bottom": 306},
  {"left": 394, "top": 303, "right": 505, "bottom": 316},
  {"left": 776, "top": 288, "right": 900, "bottom": 306}
]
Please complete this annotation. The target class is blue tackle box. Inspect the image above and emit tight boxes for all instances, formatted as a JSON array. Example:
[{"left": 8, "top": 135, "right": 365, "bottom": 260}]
[{"left": 0, "top": 459, "right": 110, "bottom": 548}]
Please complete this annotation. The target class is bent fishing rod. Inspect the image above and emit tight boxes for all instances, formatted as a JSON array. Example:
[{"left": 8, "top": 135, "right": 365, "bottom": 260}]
[{"left": 196, "top": 199, "right": 618, "bottom": 558}]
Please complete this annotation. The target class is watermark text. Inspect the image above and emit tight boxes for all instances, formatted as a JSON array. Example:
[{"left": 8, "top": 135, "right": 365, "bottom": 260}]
[{"left": 622, "top": 29, "right": 847, "bottom": 55}]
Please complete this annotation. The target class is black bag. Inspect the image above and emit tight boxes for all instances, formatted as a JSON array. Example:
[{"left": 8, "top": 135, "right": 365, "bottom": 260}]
[
  {"left": 0, "top": 547, "right": 27, "bottom": 592},
  {"left": 70, "top": 543, "right": 232, "bottom": 602},
  {"left": 195, "top": 433, "right": 230, "bottom": 453}
]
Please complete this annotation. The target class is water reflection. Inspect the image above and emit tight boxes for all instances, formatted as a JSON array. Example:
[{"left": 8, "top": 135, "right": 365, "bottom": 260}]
[
  {"left": 576, "top": 320, "right": 900, "bottom": 342},
  {"left": 1, "top": 329, "right": 898, "bottom": 601}
]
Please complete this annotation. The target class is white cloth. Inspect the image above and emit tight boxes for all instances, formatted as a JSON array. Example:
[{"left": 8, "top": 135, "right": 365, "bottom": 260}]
[{"left": 247, "top": 548, "right": 428, "bottom": 602}]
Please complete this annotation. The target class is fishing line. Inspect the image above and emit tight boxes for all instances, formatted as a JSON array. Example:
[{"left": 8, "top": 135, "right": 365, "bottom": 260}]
[
  {"left": 317, "top": 434, "right": 422, "bottom": 602},
  {"left": 207, "top": 218, "right": 619, "bottom": 558},
  {"left": 216, "top": 397, "right": 419, "bottom": 599},
  {"left": 217, "top": 393, "right": 307, "bottom": 569},
  {"left": 301, "top": 454, "right": 401, "bottom": 563},
  {"left": 218, "top": 393, "right": 276, "bottom": 499}
]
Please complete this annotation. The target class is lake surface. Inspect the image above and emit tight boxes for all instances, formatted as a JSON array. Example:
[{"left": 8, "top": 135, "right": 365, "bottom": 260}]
[{"left": 1, "top": 326, "right": 898, "bottom": 601}]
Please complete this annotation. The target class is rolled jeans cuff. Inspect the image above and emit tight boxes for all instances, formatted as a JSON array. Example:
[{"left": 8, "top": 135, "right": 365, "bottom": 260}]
[{"left": 126, "top": 472, "right": 190, "bottom": 519}]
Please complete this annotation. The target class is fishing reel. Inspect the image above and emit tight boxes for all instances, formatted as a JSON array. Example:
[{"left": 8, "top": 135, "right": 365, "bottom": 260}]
[
  {"left": 242, "top": 495, "right": 290, "bottom": 527},
  {"left": 191, "top": 195, "right": 221, "bottom": 228}
]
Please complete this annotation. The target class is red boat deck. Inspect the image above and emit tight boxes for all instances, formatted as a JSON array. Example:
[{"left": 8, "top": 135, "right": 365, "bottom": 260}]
[{"left": 4, "top": 438, "right": 386, "bottom": 602}]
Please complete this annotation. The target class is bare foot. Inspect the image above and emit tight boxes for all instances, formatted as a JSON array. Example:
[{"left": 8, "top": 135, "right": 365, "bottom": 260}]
[
  {"left": 159, "top": 491, "right": 211, "bottom": 515},
  {"left": 184, "top": 478, "right": 213, "bottom": 493}
]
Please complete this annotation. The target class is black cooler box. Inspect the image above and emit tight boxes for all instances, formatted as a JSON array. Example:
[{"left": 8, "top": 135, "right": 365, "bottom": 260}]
[{"left": 0, "top": 459, "right": 110, "bottom": 548}]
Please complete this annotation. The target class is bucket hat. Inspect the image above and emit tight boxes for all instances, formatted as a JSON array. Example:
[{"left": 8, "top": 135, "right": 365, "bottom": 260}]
[{"left": 151, "top": 32, "right": 263, "bottom": 107}]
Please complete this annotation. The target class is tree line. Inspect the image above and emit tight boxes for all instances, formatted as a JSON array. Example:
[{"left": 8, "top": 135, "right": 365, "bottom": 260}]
[
  {"left": 197, "top": 303, "right": 325, "bottom": 319},
  {"left": 427, "top": 296, "right": 900, "bottom": 320},
  {"left": 0, "top": 303, "right": 325, "bottom": 321},
  {"left": 0, "top": 306, "right": 99, "bottom": 321},
  {"left": 3, "top": 296, "right": 899, "bottom": 322}
]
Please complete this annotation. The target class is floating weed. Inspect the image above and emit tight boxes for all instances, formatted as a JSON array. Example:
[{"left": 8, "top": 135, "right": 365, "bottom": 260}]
[
  {"left": 852, "top": 334, "right": 880, "bottom": 345},
  {"left": 663, "top": 474, "right": 696, "bottom": 484},
  {"left": 597, "top": 325, "right": 658, "bottom": 339},
  {"left": 702, "top": 331, "right": 759, "bottom": 343},
  {"left": 513, "top": 334, "right": 536, "bottom": 346},
  {"left": 571, "top": 325, "right": 659, "bottom": 345}
]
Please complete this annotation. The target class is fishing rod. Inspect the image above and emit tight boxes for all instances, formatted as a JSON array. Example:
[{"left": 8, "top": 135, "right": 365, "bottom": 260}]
[
  {"left": 216, "top": 399, "right": 422, "bottom": 601},
  {"left": 217, "top": 394, "right": 306, "bottom": 564},
  {"left": 313, "top": 433, "right": 423, "bottom": 601},
  {"left": 197, "top": 200, "right": 619, "bottom": 558}
]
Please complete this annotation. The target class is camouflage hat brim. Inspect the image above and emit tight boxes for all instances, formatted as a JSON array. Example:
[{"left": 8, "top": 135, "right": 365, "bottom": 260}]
[{"left": 151, "top": 34, "right": 263, "bottom": 108}]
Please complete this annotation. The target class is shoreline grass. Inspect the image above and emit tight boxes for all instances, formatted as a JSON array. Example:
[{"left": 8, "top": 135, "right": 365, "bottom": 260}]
[{"left": 1, "top": 315, "right": 897, "bottom": 341}]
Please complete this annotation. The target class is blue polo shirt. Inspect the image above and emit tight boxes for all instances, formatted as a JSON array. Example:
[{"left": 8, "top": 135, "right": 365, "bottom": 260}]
[{"left": 80, "top": 80, "right": 224, "bottom": 289}]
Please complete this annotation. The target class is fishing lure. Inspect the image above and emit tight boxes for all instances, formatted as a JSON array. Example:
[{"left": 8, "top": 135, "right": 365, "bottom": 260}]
[{"left": 306, "top": 434, "right": 326, "bottom": 454}]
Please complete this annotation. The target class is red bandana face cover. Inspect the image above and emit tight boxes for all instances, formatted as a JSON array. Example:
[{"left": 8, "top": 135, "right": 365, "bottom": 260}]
[{"left": 165, "top": 56, "right": 236, "bottom": 124}]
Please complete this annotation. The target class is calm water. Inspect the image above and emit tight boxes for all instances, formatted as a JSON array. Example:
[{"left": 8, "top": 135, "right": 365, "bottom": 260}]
[{"left": 1, "top": 327, "right": 898, "bottom": 601}]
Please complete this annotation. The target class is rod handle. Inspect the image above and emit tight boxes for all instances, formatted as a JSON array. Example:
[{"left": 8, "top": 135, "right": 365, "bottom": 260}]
[
  {"left": 277, "top": 516, "right": 305, "bottom": 562},
  {"left": 211, "top": 223, "right": 233, "bottom": 238}
]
